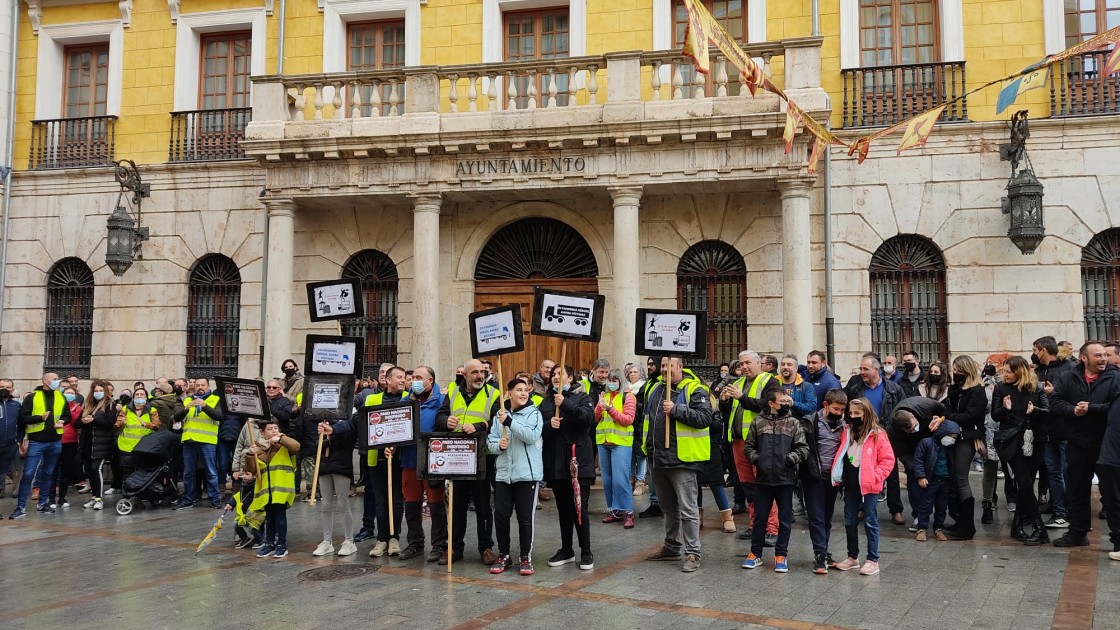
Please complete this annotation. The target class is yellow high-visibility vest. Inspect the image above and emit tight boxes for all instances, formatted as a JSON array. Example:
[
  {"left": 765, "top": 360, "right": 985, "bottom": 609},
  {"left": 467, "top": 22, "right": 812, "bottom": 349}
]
[
  {"left": 117, "top": 407, "right": 153, "bottom": 453},
  {"left": 182, "top": 394, "right": 221, "bottom": 445},
  {"left": 727, "top": 373, "right": 773, "bottom": 442},
  {"left": 27, "top": 390, "right": 66, "bottom": 435},
  {"left": 595, "top": 391, "right": 633, "bottom": 447},
  {"left": 249, "top": 447, "right": 297, "bottom": 510}
]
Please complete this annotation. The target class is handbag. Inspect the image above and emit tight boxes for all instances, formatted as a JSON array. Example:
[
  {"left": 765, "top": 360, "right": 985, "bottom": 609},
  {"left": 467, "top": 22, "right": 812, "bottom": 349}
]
[{"left": 993, "top": 421, "right": 1023, "bottom": 462}]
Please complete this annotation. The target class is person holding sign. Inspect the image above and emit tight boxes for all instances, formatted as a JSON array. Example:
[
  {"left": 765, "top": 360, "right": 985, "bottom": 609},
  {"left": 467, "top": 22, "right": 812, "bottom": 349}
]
[
  {"left": 487, "top": 378, "right": 544, "bottom": 575},
  {"left": 246, "top": 420, "right": 300, "bottom": 559},
  {"left": 642, "top": 357, "right": 714, "bottom": 573},
  {"left": 398, "top": 366, "right": 449, "bottom": 562},
  {"left": 595, "top": 368, "right": 637, "bottom": 528},
  {"left": 435, "top": 359, "right": 501, "bottom": 566},
  {"left": 311, "top": 420, "right": 359, "bottom": 557},
  {"left": 538, "top": 364, "right": 596, "bottom": 571}
]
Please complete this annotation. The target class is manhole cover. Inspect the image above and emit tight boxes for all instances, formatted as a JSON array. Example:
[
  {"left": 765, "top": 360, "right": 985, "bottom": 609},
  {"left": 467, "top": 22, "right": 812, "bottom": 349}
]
[{"left": 298, "top": 564, "right": 378, "bottom": 582}]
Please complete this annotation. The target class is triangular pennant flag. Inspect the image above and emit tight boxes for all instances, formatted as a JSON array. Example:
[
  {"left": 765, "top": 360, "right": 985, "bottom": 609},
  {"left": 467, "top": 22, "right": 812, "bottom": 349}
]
[
  {"left": 807, "top": 137, "right": 828, "bottom": 174},
  {"left": 897, "top": 106, "right": 947, "bottom": 155},
  {"left": 783, "top": 104, "right": 804, "bottom": 154},
  {"left": 1106, "top": 44, "right": 1120, "bottom": 77},
  {"left": 680, "top": 0, "right": 713, "bottom": 74},
  {"left": 996, "top": 67, "right": 1047, "bottom": 114}
]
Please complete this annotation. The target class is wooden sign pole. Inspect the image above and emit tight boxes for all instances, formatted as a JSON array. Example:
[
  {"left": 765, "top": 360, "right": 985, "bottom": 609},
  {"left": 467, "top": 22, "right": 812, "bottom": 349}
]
[
  {"left": 497, "top": 354, "right": 507, "bottom": 440},
  {"left": 555, "top": 339, "right": 568, "bottom": 426},
  {"left": 665, "top": 356, "right": 674, "bottom": 449},
  {"left": 309, "top": 431, "right": 324, "bottom": 505},
  {"left": 387, "top": 450, "right": 395, "bottom": 537},
  {"left": 447, "top": 482, "right": 454, "bottom": 573}
]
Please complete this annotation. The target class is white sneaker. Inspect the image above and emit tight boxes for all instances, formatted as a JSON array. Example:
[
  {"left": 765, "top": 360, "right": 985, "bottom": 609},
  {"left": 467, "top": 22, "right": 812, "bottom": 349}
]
[
  {"left": 370, "top": 541, "right": 388, "bottom": 557},
  {"left": 1109, "top": 550, "right": 1120, "bottom": 561},
  {"left": 338, "top": 540, "right": 358, "bottom": 556},
  {"left": 83, "top": 499, "right": 96, "bottom": 509},
  {"left": 313, "top": 540, "right": 335, "bottom": 557},
  {"left": 103, "top": 488, "right": 116, "bottom": 496},
  {"left": 92, "top": 499, "right": 104, "bottom": 510},
  {"left": 49, "top": 503, "right": 57, "bottom": 509},
  {"left": 59, "top": 501, "right": 69, "bottom": 508},
  {"left": 388, "top": 539, "right": 401, "bottom": 556}
]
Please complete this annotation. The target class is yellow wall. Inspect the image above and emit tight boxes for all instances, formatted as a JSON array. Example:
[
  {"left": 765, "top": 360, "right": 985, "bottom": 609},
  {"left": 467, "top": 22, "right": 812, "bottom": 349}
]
[{"left": 12, "top": 0, "right": 1058, "bottom": 171}]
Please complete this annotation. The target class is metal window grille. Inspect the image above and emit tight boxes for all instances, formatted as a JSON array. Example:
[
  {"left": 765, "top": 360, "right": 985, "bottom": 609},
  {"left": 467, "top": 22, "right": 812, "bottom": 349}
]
[
  {"left": 676, "top": 240, "right": 747, "bottom": 381},
  {"left": 186, "top": 255, "right": 242, "bottom": 378},
  {"left": 475, "top": 218, "right": 598, "bottom": 280},
  {"left": 341, "top": 250, "right": 400, "bottom": 375},
  {"left": 44, "top": 258, "right": 95, "bottom": 377},
  {"left": 1082, "top": 228, "right": 1120, "bottom": 344},
  {"left": 869, "top": 235, "right": 948, "bottom": 364}
]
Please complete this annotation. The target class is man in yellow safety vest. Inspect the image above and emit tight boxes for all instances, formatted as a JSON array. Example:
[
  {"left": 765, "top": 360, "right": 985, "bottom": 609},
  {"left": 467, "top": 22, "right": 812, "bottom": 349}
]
[
  {"left": 11, "top": 373, "right": 72, "bottom": 519},
  {"left": 173, "top": 377, "right": 223, "bottom": 509}
]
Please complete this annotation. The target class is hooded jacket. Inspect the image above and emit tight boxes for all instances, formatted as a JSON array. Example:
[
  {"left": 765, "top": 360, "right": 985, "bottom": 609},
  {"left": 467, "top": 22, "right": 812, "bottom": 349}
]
[
  {"left": 538, "top": 380, "right": 596, "bottom": 480},
  {"left": 641, "top": 369, "right": 713, "bottom": 472},
  {"left": 744, "top": 406, "right": 809, "bottom": 486},
  {"left": 913, "top": 419, "right": 961, "bottom": 479},
  {"left": 0, "top": 395, "right": 22, "bottom": 447},
  {"left": 316, "top": 421, "right": 357, "bottom": 479},
  {"left": 487, "top": 402, "right": 543, "bottom": 483}
]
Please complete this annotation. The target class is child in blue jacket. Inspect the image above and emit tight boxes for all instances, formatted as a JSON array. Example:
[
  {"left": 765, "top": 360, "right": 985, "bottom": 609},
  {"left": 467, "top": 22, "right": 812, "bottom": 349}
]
[
  {"left": 912, "top": 418, "right": 961, "bottom": 541},
  {"left": 487, "top": 378, "right": 543, "bottom": 576}
]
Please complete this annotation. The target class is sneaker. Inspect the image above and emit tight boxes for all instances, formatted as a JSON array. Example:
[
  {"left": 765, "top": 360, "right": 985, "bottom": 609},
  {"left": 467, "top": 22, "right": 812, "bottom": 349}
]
[
  {"left": 490, "top": 554, "right": 512, "bottom": 574},
  {"left": 1044, "top": 517, "right": 1070, "bottom": 529},
  {"left": 83, "top": 499, "right": 97, "bottom": 509},
  {"left": 833, "top": 557, "right": 860, "bottom": 571},
  {"left": 1052, "top": 533, "right": 1089, "bottom": 547},
  {"left": 49, "top": 503, "right": 57, "bottom": 509},
  {"left": 579, "top": 551, "right": 594, "bottom": 570},
  {"left": 398, "top": 544, "right": 424, "bottom": 560},
  {"left": 251, "top": 539, "right": 264, "bottom": 550},
  {"left": 519, "top": 556, "right": 534, "bottom": 575},
  {"left": 272, "top": 547, "right": 289, "bottom": 559},
  {"left": 427, "top": 548, "right": 444, "bottom": 563},
  {"left": 313, "top": 540, "right": 336, "bottom": 557},
  {"left": 774, "top": 555, "right": 789, "bottom": 573},
  {"left": 763, "top": 533, "right": 777, "bottom": 547},
  {"left": 908, "top": 520, "right": 921, "bottom": 532},
  {"left": 825, "top": 553, "right": 839, "bottom": 569},
  {"left": 174, "top": 501, "right": 195, "bottom": 511},
  {"left": 338, "top": 540, "right": 358, "bottom": 556},
  {"left": 639, "top": 503, "right": 663, "bottom": 518},
  {"left": 934, "top": 529, "right": 948, "bottom": 541},
  {"left": 36, "top": 504, "right": 55, "bottom": 514},
  {"left": 877, "top": 489, "right": 886, "bottom": 503},
  {"left": 916, "top": 530, "right": 927, "bottom": 542},
  {"left": 812, "top": 553, "right": 827, "bottom": 574},
  {"left": 77, "top": 484, "right": 91, "bottom": 494},
  {"left": 9, "top": 507, "right": 26, "bottom": 520},
  {"left": 681, "top": 553, "right": 701, "bottom": 572},
  {"left": 645, "top": 547, "right": 679, "bottom": 561},
  {"left": 741, "top": 553, "right": 761, "bottom": 569},
  {"left": 1007, "top": 503, "right": 1016, "bottom": 513},
  {"left": 31, "top": 489, "right": 39, "bottom": 501},
  {"left": 234, "top": 537, "right": 254, "bottom": 550},
  {"left": 602, "top": 511, "right": 623, "bottom": 524},
  {"left": 548, "top": 549, "right": 576, "bottom": 566},
  {"left": 370, "top": 541, "right": 389, "bottom": 557},
  {"left": 103, "top": 488, "right": 116, "bottom": 496},
  {"left": 353, "top": 527, "right": 376, "bottom": 543},
  {"left": 623, "top": 513, "right": 635, "bottom": 529},
  {"left": 859, "top": 560, "right": 880, "bottom": 576},
  {"left": 1110, "top": 550, "right": 1120, "bottom": 561},
  {"left": 256, "top": 545, "right": 276, "bottom": 558},
  {"left": 388, "top": 539, "right": 401, "bottom": 556},
  {"left": 633, "top": 480, "right": 647, "bottom": 496}
]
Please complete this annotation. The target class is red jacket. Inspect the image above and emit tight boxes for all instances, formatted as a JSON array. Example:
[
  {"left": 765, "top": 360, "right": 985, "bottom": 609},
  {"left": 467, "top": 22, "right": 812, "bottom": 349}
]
[{"left": 831, "top": 425, "right": 895, "bottom": 496}]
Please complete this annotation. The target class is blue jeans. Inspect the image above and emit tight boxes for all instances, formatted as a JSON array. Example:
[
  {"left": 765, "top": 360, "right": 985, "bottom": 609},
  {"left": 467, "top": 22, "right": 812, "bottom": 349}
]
[
  {"left": 182, "top": 441, "right": 220, "bottom": 505},
  {"left": 634, "top": 453, "right": 647, "bottom": 482},
  {"left": 18, "top": 440, "right": 62, "bottom": 510},
  {"left": 1043, "top": 440, "right": 1068, "bottom": 519},
  {"left": 697, "top": 482, "right": 731, "bottom": 510},
  {"left": 217, "top": 440, "right": 236, "bottom": 484},
  {"left": 598, "top": 444, "right": 633, "bottom": 513},
  {"left": 843, "top": 490, "right": 880, "bottom": 562},
  {"left": 803, "top": 477, "right": 839, "bottom": 555},
  {"left": 913, "top": 476, "right": 950, "bottom": 530}
]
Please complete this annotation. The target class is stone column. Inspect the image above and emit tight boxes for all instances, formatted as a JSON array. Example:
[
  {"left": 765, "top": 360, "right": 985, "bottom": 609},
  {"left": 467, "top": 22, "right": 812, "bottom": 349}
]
[
  {"left": 778, "top": 176, "right": 816, "bottom": 360},
  {"left": 609, "top": 186, "right": 643, "bottom": 368},
  {"left": 411, "top": 193, "right": 442, "bottom": 369},
  {"left": 263, "top": 198, "right": 296, "bottom": 379}
]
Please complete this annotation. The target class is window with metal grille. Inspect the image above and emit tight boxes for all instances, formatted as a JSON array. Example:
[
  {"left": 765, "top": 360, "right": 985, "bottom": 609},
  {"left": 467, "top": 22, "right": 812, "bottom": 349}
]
[
  {"left": 676, "top": 240, "right": 747, "bottom": 378},
  {"left": 475, "top": 218, "right": 598, "bottom": 280},
  {"left": 44, "top": 258, "right": 95, "bottom": 378},
  {"left": 187, "top": 255, "right": 241, "bottom": 377},
  {"left": 869, "top": 235, "right": 947, "bottom": 364},
  {"left": 341, "top": 250, "right": 399, "bottom": 375},
  {"left": 1082, "top": 228, "right": 1120, "bottom": 344}
]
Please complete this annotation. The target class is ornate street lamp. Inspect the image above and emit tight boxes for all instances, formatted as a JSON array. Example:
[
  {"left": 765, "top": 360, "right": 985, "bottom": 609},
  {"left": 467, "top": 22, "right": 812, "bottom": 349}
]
[
  {"left": 1000, "top": 111, "right": 1045, "bottom": 255},
  {"left": 105, "top": 159, "right": 150, "bottom": 276}
]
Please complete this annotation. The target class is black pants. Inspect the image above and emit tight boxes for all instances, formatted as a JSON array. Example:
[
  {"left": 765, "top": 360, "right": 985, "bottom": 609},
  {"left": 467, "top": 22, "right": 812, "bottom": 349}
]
[
  {"left": 451, "top": 477, "right": 494, "bottom": 555},
  {"left": 50, "top": 442, "right": 80, "bottom": 503},
  {"left": 750, "top": 484, "right": 794, "bottom": 557},
  {"left": 1009, "top": 449, "right": 1042, "bottom": 522},
  {"left": 88, "top": 458, "right": 110, "bottom": 499},
  {"left": 1096, "top": 463, "right": 1120, "bottom": 550},
  {"left": 370, "top": 456, "right": 404, "bottom": 542},
  {"left": 550, "top": 477, "right": 591, "bottom": 553},
  {"left": 1066, "top": 442, "right": 1101, "bottom": 539},
  {"left": 885, "top": 462, "right": 904, "bottom": 515},
  {"left": 493, "top": 481, "right": 537, "bottom": 557}
]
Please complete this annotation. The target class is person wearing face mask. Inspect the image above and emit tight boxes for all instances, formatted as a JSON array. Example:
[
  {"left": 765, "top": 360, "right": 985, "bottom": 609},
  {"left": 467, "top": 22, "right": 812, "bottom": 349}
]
[
  {"left": 0, "top": 379, "right": 23, "bottom": 514},
  {"left": 897, "top": 352, "right": 925, "bottom": 399},
  {"left": 992, "top": 356, "right": 1050, "bottom": 545},
  {"left": 115, "top": 387, "right": 161, "bottom": 507},
  {"left": 831, "top": 398, "right": 895, "bottom": 576},
  {"left": 844, "top": 355, "right": 906, "bottom": 525},
  {"left": 396, "top": 365, "right": 447, "bottom": 561},
  {"left": 911, "top": 417, "right": 961, "bottom": 541},
  {"left": 920, "top": 362, "right": 950, "bottom": 402},
  {"left": 882, "top": 355, "right": 901, "bottom": 385},
  {"left": 280, "top": 359, "right": 304, "bottom": 401},
  {"left": 741, "top": 390, "right": 809, "bottom": 573},
  {"left": 800, "top": 388, "right": 849, "bottom": 573},
  {"left": 595, "top": 368, "right": 637, "bottom": 528},
  {"left": 80, "top": 380, "right": 117, "bottom": 511},
  {"left": 47, "top": 386, "right": 83, "bottom": 508},
  {"left": 12, "top": 373, "right": 72, "bottom": 519},
  {"left": 979, "top": 354, "right": 1014, "bottom": 526},
  {"left": 1032, "top": 336, "right": 1074, "bottom": 531}
]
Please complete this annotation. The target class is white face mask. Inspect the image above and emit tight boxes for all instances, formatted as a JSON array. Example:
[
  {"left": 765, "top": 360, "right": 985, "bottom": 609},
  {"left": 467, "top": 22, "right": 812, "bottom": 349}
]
[
  {"left": 883, "top": 365, "right": 896, "bottom": 375},
  {"left": 941, "top": 435, "right": 957, "bottom": 447}
]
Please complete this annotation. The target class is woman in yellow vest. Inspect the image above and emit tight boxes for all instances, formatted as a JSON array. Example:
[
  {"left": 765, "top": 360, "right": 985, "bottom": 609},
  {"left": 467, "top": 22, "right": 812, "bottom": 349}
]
[
  {"left": 594, "top": 368, "right": 637, "bottom": 528},
  {"left": 246, "top": 419, "right": 300, "bottom": 559},
  {"left": 114, "top": 387, "right": 161, "bottom": 487}
]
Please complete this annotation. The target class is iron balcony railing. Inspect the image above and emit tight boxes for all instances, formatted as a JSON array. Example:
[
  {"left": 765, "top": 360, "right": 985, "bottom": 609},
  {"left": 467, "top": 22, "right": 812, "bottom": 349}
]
[
  {"left": 169, "top": 107, "right": 252, "bottom": 162},
  {"left": 1050, "top": 50, "right": 1120, "bottom": 117},
  {"left": 841, "top": 61, "right": 968, "bottom": 128},
  {"left": 29, "top": 115, "right": 117, "bottom": 170}
]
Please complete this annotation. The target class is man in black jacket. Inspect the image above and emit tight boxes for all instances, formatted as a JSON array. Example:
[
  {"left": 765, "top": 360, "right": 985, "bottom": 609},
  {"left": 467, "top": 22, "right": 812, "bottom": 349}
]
[
  {"left": 1050, "top": 342, "right": 1120, "bottom": 546},
  {"left": 1034, "top": 335, "right": 1075, "bottom": 527},
  {"left": 888, "top": 396, "right": 947, "bottom": 527},
  {"left": 845, "top": 355, "right": 907, "bottom": 524}
]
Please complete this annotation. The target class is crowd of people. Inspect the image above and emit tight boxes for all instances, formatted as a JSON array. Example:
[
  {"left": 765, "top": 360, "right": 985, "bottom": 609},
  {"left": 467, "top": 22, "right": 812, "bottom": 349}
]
[{"left": 4, "top": 334, "right": 1120, "bottom": 575}]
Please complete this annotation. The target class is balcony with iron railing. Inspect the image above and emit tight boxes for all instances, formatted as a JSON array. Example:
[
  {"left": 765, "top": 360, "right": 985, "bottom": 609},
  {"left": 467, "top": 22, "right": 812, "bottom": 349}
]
[
  {"left": 169, "top": 107, "right": 252, "bottom": 162},
  {"left": 243, "top": 38, "right": 828, "bottom": 161},
  {"left": 29, "top": 115, "right": 117, "bottom": 170},
  {"left": 1050, "top": 50, "right": 1120, "bottom": 117},
  {"left": 840, "top": 61, "right": 968, "bottom": 128}
]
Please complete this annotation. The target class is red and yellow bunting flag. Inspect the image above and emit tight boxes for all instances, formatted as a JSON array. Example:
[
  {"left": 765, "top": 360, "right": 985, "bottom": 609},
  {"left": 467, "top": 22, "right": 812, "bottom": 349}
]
[
  {"left": 897, "top": 106, "right": 946, "bottom": 155},
  {"left": 1046, "top": 25, "right": 1120, "bottom": 66},
  {"left": 680, "top": 0, "right": 764, "bottom": 93},
  {"left": 1106, "top": 44, "right": 1120, "bottom": 77},
  {"left": 783, "top": 104, "right": 804, "bottom": 154},
  {"left": 807, "top": 137, "right": 829, "bottom": 174},
  {"left": 680, "top": 0, "right": 713, "bottom": 75}
]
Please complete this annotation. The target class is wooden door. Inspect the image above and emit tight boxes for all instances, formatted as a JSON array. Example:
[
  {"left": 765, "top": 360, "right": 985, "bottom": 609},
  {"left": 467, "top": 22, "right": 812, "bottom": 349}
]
[{"left": 474, "top": 278, "right": 600, "bottom": 377}]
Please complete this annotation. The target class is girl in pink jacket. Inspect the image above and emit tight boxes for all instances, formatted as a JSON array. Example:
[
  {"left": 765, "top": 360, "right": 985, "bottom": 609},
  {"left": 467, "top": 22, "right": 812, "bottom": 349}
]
[{"left": 829, "top": 397, "right": 896, "bottom": 576}]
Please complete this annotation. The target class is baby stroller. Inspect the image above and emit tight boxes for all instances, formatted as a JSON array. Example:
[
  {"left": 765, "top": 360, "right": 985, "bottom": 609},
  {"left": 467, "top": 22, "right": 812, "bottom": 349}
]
[{"left": 116, "top": 430, "right": 182, "bottom": 515}]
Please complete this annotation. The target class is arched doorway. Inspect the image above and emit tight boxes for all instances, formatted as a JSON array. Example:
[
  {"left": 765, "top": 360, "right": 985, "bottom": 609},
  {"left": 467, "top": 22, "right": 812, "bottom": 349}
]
[{"left": 474, "top": 217, "right": 599, "bottom": 376}]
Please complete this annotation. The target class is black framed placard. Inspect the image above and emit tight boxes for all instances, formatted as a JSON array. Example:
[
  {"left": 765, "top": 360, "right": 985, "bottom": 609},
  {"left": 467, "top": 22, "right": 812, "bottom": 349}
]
[
  {"left": 216, "top": 377, "right": 269, "bottom": 420},
  {"left": 306, "top": 278, "right": 363, "bottom": 322},
  {"left": 304, "top": 334, "right": 365, "bottom": 377},
  {"left": 530, "top": 287, "right": 606, "bottom": 342},
  {"left": 468, "top": 304, "right": 525, "bottom": 358},
  {"left": 366, "top": 399, "right": 421, "bottom": 449},
  {"left": 417, "top": 434, "right": 487, "bottom": 480},
  {"left": 634, "top": 308, "right": 708, "bottom": 359},
  {"left": 300, "top": 374, "right": 357, "bottom": 423}
]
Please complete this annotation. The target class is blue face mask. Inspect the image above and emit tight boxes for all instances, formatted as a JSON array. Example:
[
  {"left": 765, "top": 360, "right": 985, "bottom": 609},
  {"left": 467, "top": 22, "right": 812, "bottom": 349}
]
[
  {"left": 50, "top": 379, "right": 61, "bottom": 390},
  {"left": 64, "top": 393, "right": 76, "bottom": 403},
  {"left": 562, "top": 383, "right": 570, "bottom": 392},
  {"left": 606, "top": 382, "right": 620, "bottom": 392},
  {"left": 410, "top": 380, "right": 426, "bottom": 395},
  {"left": 134, "top": 397, "right": 147, "bottom": 407},
  {"left": 93, "top": 391, "right": 105, "bottom": 401}
]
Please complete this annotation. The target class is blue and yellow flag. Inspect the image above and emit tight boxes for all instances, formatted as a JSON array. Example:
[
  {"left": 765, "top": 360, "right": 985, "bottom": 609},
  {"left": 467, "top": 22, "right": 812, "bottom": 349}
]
[{"left": 996, "top": 66, "right": 1047, "bottom": 114}]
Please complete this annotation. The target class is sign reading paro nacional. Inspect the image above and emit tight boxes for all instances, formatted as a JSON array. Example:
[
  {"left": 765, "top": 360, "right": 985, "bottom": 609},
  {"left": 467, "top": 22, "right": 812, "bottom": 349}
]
[{"left": 455, "top": 157, "right": 588, "bottom": 178}]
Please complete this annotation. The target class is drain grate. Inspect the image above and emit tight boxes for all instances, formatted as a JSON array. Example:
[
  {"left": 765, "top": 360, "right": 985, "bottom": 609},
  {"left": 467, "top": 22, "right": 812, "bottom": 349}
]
[{"left": 298, "top": 564, "right": 378, "bottom": 582}]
